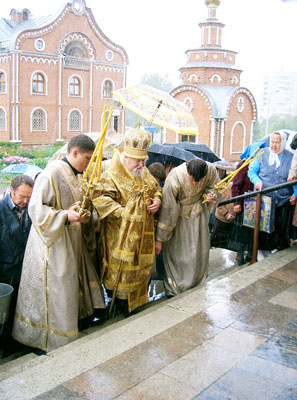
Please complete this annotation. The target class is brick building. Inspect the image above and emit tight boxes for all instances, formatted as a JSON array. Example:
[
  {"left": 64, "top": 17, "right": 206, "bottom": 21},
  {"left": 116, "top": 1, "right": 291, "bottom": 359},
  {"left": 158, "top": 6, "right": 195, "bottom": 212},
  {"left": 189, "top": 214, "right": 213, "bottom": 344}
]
[
  {"left": 0, "top": 0, "right": 128, "bottom": 144},
  {"left": 167, "top": 0, "right": 257, "bottom": 162}
]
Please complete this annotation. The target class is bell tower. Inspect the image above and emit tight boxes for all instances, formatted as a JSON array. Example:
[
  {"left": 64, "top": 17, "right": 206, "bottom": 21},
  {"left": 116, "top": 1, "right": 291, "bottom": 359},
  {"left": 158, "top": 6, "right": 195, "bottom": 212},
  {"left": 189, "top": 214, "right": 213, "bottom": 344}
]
[
  {"left": 171, "top": 0, "right": 257, "bottom": 162},
  {"left": 200, "top": 0, "right": 224, "bottom": 48},
  {"left": 179, "top": 0, "right": 241, "bottom": 87}
]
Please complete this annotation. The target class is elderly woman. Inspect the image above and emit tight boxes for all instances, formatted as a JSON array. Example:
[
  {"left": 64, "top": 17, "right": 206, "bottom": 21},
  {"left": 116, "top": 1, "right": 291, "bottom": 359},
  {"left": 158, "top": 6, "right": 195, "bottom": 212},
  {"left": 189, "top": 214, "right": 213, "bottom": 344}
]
[{"left": 248, "top": 131, "right": 297, "bottom": 253}]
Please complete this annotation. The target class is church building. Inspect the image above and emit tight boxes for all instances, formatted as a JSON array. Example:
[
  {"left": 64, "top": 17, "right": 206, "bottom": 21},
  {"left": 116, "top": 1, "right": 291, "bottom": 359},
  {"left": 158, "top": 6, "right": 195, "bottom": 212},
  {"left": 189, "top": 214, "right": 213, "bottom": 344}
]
[
  {"left": 167, "top": 0, "right": 257, "bottom": 162},
  {"left": 0, "top": 0, "right": 128, "bottom": 144}
]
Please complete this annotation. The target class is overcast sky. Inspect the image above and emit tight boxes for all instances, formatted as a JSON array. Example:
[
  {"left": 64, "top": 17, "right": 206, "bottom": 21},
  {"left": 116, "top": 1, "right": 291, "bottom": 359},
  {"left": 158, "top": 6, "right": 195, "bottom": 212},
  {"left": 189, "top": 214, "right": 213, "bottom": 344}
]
[{"left": 2, "top": 0, "right": 297, "bottom": 101}]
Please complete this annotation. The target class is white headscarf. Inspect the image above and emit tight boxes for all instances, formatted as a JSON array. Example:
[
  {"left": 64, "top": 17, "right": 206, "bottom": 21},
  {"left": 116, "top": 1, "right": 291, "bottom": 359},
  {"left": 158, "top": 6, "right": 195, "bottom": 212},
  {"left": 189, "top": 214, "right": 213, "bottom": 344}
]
[{"left": 269, "top": 131, "right": 287, "bottom": 168}]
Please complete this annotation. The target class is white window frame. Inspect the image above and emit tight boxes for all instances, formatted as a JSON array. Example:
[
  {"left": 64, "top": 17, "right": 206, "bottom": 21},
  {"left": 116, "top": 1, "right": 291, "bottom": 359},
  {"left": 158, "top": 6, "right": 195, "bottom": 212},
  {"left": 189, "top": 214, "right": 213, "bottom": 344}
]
[
  {"left": 188, "top": 74, "right": 199, "bottom": 83},
  {"left": 231, "top": 75, "right": 239, "bottom": 85},
  {"left": 0, "top": 70, "right": 7, "bottom": 94},
  {"left": 184, "top": 97, "right": 194, "bottom": 111},
  {"left": 210, "top": 74, "right": 222, "bottom": 84},
  {"left": 230, "top": 121, "right": 246, "bottom": 155},
  {"left": 68, "top": 108, "right": 83, "bottom": 132},
  {"left": 68, "top": 74, "right": 83, "bottom": 98},
  {"left": 0, "top": 107, "right": 7, "bottom": 131},
  {"left": 31, "top": 71, "right": 48, "bottom": 96},
  {"left": 30, "top": 107, "right": 47, "bottom": 132},
  {"left": 101, "top": 79, "right": 114, "bottom": 99}
]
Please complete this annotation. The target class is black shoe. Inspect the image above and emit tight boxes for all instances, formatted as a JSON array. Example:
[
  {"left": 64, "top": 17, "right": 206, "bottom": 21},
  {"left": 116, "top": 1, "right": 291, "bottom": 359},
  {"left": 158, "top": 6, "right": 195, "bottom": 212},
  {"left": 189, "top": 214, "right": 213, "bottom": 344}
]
[
  {"left": 238, "top": 257, "right": 246, "bottom": 266},
  {"left": 32, "top": 348, "right": 46, "bottom": 356},
  {"left": 92, "top": 308, "right": 109, "bottom": 323},
  {"left": 245, "top": 255, "right": 252, "bottom": 263}
]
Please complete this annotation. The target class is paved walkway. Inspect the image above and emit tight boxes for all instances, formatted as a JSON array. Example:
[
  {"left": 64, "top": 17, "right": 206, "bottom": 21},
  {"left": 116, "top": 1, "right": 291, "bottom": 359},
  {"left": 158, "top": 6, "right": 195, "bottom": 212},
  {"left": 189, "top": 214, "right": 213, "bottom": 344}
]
[{"left": 0, "top": 247, "right": 297, "bottom": 399}]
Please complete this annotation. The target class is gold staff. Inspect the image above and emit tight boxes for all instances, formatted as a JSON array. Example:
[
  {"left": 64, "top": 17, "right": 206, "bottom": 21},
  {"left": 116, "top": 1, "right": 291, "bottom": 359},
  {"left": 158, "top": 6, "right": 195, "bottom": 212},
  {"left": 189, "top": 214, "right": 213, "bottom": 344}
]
[
  {"left": 215, "top": 147, "right": 264, "bottom": 190},
  {"left": 202, "top": 147, "right": 265, "bottom": 203},
  {"left": 78, "top": 106, "right": 113, "bottom": 216}
]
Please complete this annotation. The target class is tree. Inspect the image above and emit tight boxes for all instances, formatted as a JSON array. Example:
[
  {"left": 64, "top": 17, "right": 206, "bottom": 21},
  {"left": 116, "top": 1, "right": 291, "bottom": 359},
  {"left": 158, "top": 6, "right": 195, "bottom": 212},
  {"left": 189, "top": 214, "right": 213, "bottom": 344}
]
[
  {"left": 253, "top": 114, "right": 297, "bottom": 142},
  {"left": 140, "top": 73, "right": 174, "bottom": 92}
]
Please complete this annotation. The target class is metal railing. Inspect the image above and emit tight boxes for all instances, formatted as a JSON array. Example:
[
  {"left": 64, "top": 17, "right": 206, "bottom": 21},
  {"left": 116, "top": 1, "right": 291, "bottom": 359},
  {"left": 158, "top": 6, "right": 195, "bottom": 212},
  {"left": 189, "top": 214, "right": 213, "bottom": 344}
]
[{"left": 217, "top": 179, "right": 297, "bottom": 264}]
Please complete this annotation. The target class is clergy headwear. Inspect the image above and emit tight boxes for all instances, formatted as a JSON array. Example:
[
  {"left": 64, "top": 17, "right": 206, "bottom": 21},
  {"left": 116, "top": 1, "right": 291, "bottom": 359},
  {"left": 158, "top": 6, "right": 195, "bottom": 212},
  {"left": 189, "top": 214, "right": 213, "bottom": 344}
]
[{"left": 123, "top": 127, "right": 151, "bottom": 160}]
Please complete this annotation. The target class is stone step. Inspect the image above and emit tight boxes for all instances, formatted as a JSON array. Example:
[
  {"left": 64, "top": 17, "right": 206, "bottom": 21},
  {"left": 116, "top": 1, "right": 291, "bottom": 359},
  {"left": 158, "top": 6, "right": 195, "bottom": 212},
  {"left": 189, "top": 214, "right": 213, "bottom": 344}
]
[
  {"left": 1, "top": 247, "right": 295, "bottom": 395},
  {"left": 0, "top": 352, "right": 39, "bottom": 381},
  {"left": 0, "top": 295, "right": 166, "bottom": 383}
]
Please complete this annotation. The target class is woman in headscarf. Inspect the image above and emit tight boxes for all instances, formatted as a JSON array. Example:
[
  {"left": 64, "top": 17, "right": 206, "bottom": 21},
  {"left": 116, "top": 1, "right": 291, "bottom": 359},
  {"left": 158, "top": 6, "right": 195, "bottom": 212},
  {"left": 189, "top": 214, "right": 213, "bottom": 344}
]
[{"left": 248, "top": 131, "right": 297, "bottom": 253}]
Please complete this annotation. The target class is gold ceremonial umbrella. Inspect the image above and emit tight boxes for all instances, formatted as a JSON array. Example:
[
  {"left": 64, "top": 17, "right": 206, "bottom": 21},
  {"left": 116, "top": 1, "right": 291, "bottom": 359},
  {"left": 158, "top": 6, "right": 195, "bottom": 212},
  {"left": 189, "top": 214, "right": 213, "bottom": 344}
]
[{"left": 113, "top": 84, "right": 199, "bottom": 135}]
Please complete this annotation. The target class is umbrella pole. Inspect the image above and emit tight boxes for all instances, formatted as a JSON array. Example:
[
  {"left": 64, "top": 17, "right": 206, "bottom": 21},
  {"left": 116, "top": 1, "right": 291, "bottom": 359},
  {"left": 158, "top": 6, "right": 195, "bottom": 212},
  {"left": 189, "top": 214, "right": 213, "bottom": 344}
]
[{"left": 149, "top": 100, "right": 162, "bottom": 128}]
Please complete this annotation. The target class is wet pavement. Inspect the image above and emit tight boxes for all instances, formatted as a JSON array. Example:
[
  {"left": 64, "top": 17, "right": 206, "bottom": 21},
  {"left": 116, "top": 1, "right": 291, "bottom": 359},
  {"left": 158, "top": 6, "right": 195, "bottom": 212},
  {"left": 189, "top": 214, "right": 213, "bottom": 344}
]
[{"left": 0, "top": 246, "right": 296, "bottom": 399}]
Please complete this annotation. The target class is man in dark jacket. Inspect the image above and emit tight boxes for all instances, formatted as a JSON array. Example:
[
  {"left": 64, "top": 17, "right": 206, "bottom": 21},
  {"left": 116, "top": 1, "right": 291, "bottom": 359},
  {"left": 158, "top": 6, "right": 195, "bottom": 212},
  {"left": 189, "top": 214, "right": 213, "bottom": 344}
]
[{"left": 0, "top": 174, "right": 34, "bottom": 355}]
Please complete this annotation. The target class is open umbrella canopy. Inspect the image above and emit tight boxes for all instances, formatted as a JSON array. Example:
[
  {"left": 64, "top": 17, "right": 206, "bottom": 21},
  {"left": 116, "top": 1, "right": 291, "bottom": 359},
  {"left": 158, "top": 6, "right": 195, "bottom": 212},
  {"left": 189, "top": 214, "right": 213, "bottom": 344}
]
[
  {"left": 113, "top": 85, "right": 199, "bottom": 135},
  {"left": 164, "top": 142, "right": 220, "bottom": 163},
  {"left": 147, "top": 144, "right": 197, "bottom": 167}
]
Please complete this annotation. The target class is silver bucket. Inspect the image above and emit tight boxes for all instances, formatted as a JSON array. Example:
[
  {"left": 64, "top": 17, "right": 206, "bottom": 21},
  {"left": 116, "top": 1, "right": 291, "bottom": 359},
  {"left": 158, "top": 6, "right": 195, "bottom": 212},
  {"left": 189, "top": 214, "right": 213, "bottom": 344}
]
[{"left": 0, "top": 283, "right": 14, "bottom": 325}]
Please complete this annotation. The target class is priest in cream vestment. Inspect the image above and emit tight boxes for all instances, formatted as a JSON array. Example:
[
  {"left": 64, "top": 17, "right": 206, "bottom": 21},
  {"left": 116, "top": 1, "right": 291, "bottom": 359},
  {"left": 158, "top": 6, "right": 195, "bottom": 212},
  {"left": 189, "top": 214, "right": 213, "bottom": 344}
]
[
  {"left": 13, "top": 134, "right": 105, "bottom": 352},
  {"left": 155, "top": 159, "right": 220, "bottom": 297},
  {"left": 92, "top": 128, "right": 162, "bottom": 313}
]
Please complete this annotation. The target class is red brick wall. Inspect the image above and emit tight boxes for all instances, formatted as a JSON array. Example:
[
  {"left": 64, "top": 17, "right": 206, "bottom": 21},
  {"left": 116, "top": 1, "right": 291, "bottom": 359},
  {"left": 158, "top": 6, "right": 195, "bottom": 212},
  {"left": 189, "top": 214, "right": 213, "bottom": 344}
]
[{"left": 2, "top": 7, "right": 127, "bottom": 144}]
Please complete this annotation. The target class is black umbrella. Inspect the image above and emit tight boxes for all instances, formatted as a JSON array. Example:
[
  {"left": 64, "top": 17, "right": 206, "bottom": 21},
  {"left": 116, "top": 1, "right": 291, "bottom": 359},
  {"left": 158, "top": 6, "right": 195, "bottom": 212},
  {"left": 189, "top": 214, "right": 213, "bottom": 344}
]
[
  {"left": 164, "top": 142, "right": 220, "bottom": 162},
  {"left": 147, "top": 144, "right": 196, "bottom": 167}
]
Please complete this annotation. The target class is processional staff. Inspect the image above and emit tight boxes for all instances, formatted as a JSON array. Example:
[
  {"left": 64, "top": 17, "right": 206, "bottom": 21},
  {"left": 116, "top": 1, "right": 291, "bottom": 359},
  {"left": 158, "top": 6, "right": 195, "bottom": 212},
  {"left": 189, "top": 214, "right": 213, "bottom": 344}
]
[
  {"left": 78, "top": 105, "right": 113, "bottom": 216},
  {"left": 202, "top": 146, "right": 265, "bottom": 203}
]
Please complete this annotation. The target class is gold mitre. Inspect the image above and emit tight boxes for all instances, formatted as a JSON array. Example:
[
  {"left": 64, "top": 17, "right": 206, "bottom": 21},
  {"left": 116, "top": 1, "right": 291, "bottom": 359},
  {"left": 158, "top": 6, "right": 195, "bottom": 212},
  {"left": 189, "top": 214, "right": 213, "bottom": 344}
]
[
  {"left": 123, "top": 127, "right": 151, "bottom": 160},
  {"left": 205, "top": 0, "right": 220, "bottom": 6}
]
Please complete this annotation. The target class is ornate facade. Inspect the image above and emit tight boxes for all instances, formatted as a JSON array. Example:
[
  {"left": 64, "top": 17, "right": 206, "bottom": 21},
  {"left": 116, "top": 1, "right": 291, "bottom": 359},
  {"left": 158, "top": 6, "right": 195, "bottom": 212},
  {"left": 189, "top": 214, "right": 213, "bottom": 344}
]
[
  {"left": 167, "top": 0, "right": 257, "bottom": 162},
  {"left": 0, "top": 0, "right": 128, "bottom": 144}
]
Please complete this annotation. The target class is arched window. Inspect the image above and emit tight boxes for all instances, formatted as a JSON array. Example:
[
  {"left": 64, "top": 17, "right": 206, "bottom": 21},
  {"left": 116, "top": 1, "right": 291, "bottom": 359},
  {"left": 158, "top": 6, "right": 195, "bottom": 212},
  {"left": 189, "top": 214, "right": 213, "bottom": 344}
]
[
  {"left": 230, "top": 121, "right": 246, "bottom": 154},
  {"left": 103, "top": 80, "right": 112, "bottom": 98},
  {"left": 188, "top": 74, "right": 199, "bottom": 83},
  {"left": 0, "top": 72, "right": 6, "bottom": 93},
  {"left": 64, "top": 40, "right": 89, "bottom": 70},
  {"left": 184, "top": 97, "right": 194, "bottom": 111},
  {"left": 69, "top": 76, "right": 82, "bottom": 96},
  {"left": 32, "top": 72, "right": 46, "bottom": 94},
  {"left": 31, "top": 108, "right": 47, "bottom": 131},
  {"left": 68, "top": 109, "right": 82, "bottom": 131},
  {"left": 231, "top": 75, "right": 239, "bottom": 85},
  {"left": 0, "top": 107, "right": 6, "bottom": 131},
  {"left": 210, "top": 74, "right": 222, "bottom": 84}
]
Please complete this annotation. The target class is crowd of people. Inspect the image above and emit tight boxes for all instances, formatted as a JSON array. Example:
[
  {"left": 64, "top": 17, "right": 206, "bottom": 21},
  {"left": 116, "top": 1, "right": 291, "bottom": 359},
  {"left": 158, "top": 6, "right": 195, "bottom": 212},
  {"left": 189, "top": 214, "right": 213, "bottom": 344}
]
[{"left": 0, "top": 129, "right": 296, "bottom": 357}]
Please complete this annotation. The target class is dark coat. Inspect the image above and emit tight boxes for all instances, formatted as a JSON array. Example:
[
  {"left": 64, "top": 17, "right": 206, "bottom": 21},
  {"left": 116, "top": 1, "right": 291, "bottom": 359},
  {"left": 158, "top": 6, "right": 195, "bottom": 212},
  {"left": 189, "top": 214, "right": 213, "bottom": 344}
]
[{"left": 0, "top": 195, "right": 31, "bottom": 285}]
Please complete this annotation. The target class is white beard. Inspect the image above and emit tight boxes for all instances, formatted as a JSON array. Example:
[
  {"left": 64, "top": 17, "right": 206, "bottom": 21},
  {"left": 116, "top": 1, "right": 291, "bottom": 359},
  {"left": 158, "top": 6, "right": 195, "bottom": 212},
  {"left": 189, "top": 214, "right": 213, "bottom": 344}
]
[{"left": 131, "top": 167, "right": 144, "bottom": 178}]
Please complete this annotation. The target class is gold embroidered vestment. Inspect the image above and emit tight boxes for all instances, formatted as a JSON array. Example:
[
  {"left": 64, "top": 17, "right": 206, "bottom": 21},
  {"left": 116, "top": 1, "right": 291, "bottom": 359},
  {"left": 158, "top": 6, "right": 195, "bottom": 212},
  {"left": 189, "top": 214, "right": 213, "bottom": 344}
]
[{"left": 92, "top": 150, "right": 162, "bottom": 312}]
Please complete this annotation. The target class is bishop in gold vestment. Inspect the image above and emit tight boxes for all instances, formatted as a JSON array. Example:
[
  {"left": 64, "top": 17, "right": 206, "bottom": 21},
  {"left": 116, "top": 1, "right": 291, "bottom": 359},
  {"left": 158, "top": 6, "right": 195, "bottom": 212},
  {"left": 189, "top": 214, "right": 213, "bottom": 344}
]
[
  {"left": 92, "top": 128, "right": 161, "bottom": 313},
  {"left": 13, "top": 135, "right": 105, "bottom": 352}
]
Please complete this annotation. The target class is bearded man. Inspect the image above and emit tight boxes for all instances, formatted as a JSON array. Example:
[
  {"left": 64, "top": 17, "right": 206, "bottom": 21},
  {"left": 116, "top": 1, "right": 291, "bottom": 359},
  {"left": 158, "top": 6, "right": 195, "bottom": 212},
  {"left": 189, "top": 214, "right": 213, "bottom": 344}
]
[
  {"left": 13, "top": 134, "right": 105, "bottom": 352},
  {"left": 92, "top": 127, "right": 162, "bottom": 314}
]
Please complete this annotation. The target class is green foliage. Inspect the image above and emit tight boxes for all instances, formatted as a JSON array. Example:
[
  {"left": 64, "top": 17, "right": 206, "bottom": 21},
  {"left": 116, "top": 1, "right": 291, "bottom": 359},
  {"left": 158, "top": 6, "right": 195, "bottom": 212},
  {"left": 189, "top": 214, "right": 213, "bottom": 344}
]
[
  {"left": 28, "top": 158, "right": 48, "bottom": 169},
  {"left": 0, "top": 142, "right": 18, "bottom": 148},
  {"left": 0, "top": 143, "right": 64, "bottom": 186},
  {"left": 253, "top": 114, "right": 297, "bottom": 142},
  {"left": 0, "top": 174, "right": 13, "bottom": 186}
]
